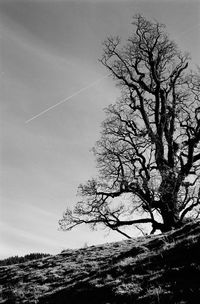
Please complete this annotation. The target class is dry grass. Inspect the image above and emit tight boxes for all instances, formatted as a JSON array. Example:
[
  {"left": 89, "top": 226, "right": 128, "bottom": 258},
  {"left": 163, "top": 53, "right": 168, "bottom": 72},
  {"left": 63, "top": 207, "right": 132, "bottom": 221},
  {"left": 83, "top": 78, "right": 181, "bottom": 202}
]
[{"left": 0, "top": 220, "right": 200, "bottom": 303}]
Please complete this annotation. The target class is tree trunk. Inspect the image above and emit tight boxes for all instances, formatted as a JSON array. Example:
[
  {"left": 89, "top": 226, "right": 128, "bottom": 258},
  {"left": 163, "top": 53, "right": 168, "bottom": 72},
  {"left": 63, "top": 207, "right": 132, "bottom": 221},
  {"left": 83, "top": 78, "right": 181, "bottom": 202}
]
[{"left": 159, "top": 171, "right": 180, "bottom": 231}]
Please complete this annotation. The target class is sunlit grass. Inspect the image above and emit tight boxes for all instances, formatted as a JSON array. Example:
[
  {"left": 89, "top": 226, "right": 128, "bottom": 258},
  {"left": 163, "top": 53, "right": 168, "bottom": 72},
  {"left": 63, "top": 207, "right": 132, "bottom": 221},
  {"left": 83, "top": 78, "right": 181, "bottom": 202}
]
[{"left": 0, "top": 220, "right": 200, "bottom": 303}]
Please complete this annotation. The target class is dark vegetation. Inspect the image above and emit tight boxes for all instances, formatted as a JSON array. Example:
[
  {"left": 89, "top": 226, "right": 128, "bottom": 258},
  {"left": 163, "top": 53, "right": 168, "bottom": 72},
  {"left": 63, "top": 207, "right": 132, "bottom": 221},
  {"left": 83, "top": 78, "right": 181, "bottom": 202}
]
[
  {"left": 59, "top": 14, "right": 200, "bottom": 238},
  {"left": 0, "top": 253, "right": 51, "bottom": 267},
  {"left": 0, "top": 219, "right": 200, "bottom": 303}
]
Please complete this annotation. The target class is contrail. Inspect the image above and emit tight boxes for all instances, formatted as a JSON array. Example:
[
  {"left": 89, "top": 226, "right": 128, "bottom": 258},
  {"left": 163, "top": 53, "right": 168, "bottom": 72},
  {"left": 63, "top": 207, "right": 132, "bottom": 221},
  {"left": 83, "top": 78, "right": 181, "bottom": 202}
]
[
  {"left": 25, "top": 73, "right": 111, "bottom": 123},
  {"left": 26, "top": 23, "right": 199, "bottom": 124}
]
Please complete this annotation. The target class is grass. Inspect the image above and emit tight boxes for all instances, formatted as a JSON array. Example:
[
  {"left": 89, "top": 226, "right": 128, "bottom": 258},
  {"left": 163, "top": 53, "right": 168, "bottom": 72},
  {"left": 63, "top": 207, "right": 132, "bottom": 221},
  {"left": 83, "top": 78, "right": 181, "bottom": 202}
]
[{"left": 0, "top": 220, "right": 200, "bottom": 303}]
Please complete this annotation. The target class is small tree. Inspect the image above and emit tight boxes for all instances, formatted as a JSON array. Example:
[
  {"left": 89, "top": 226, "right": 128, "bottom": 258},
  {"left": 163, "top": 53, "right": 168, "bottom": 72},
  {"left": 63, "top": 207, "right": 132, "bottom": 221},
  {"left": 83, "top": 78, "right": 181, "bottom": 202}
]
[{"left": 59, "top": 15, "right": 200, "bottom": 237}]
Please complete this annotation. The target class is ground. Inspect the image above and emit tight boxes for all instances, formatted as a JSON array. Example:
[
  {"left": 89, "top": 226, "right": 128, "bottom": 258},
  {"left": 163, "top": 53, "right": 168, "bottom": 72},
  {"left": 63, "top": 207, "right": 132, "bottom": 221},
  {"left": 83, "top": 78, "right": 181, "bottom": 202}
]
[{"left": 0, "top": 219, "right": 200, "bottom": 303}]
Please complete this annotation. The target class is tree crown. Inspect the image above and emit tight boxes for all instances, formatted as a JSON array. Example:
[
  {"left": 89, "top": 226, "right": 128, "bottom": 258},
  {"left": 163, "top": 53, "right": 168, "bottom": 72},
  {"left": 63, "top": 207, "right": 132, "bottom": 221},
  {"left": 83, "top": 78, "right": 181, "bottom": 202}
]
[{"left": 59, "top": 15, "right": 200, "bottom": 237}]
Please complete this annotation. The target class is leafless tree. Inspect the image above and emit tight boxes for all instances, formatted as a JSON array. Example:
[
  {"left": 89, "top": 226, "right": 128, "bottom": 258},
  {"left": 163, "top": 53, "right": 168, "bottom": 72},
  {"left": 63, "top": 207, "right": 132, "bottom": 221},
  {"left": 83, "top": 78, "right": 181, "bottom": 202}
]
[{"left": 59, "top": 15, "right": 200, "bottom": 238}]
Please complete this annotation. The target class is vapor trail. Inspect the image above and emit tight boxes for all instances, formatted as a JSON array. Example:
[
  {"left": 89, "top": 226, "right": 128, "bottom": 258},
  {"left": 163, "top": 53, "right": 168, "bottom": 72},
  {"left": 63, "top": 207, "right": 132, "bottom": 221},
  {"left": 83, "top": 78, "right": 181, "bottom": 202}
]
[{"left": 25, "top": 73, "right": 111, "bottom": 123}]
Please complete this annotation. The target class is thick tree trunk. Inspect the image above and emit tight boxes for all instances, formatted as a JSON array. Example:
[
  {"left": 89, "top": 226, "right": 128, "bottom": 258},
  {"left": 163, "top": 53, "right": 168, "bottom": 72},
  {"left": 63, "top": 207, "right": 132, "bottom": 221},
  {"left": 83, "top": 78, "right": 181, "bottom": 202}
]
[
  {"left": 161, "top": 208, "right": 180, "bottom": 232},
  {"left": 159, "top": 171, "right": 180, "bottom": 232}
]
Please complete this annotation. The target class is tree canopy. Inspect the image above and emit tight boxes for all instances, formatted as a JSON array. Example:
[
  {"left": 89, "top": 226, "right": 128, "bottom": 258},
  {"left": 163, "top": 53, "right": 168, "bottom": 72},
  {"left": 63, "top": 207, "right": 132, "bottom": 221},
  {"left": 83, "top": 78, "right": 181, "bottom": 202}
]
[{"left": 59, "top": 15, "right": 200, "bottom": 238}]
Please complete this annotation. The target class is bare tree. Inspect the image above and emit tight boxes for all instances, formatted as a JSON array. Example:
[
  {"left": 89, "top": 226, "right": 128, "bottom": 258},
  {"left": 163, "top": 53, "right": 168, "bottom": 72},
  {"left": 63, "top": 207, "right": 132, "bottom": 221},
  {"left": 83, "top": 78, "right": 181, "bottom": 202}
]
[{"left": 59, "top": 15, "right": 200, "bottom": 237}]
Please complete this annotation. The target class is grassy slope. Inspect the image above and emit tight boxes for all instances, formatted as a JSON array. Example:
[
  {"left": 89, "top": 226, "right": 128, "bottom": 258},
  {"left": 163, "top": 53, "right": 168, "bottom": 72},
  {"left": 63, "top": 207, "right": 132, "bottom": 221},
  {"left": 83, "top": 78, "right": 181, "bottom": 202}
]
[{"left": 0, "top": 220, "right": 200, "bottom": 304}]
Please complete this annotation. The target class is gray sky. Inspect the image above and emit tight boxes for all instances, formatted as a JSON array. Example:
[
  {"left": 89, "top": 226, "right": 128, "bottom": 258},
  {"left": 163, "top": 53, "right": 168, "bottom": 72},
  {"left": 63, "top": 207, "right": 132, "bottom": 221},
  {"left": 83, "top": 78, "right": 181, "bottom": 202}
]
[{"left": 0, "top": 0, "right": 199, "bottom": 258}]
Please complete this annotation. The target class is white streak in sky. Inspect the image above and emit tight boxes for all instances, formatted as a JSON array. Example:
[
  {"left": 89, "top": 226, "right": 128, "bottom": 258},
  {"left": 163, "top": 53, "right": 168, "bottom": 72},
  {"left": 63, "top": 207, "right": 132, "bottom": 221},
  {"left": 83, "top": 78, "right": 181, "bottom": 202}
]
[
  {"left": 25, "top": 73, "right": 111, "bottom": 123},
  {"left": 25, "top": 23, "right": 200, "bottom": 124}
]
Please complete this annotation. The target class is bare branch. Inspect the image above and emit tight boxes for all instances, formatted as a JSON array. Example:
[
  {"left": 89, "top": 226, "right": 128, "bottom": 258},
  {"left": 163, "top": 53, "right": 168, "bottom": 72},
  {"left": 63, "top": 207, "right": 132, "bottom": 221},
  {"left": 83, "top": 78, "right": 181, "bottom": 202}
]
[{"left": 60, "top": 14, "right": 200, "bottom": 238}]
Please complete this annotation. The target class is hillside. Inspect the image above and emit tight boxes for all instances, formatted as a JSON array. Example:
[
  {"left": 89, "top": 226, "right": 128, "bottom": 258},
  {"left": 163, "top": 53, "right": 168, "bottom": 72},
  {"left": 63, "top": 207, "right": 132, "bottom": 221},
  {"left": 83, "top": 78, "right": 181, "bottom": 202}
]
[
  {"left": 0, "top": 254, "right": 51, "bottom": 267},
  {"left": 1, "top": 220, "right": 200, "bottom": 304}
]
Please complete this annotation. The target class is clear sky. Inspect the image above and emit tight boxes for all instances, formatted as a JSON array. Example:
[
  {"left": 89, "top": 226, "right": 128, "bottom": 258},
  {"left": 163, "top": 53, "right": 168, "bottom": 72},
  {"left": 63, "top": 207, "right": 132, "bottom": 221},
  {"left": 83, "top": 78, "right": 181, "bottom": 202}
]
[{"left": 0, "top": 0, "right": 199, "bottom": 259}]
